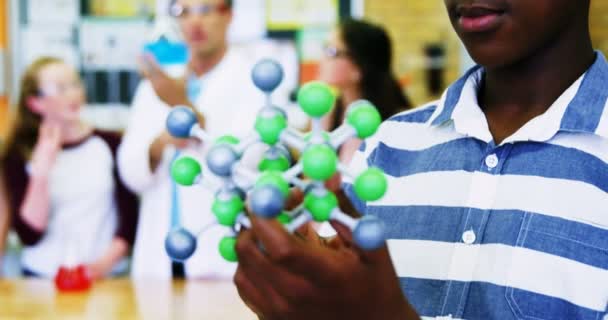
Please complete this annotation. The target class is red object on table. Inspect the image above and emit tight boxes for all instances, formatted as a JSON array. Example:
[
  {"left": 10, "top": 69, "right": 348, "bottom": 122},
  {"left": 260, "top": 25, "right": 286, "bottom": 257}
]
[{"left": 54, "top": 265, "right": 92, "bottom": 292}]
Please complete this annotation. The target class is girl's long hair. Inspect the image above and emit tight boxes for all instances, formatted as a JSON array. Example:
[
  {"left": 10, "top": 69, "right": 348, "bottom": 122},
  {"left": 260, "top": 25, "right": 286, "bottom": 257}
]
[
  {"left": 2, "top": 56, "right": 63, "bottom": 160},
  {"left": 338, "top": 19, "right": 411, "bottom": 122}
]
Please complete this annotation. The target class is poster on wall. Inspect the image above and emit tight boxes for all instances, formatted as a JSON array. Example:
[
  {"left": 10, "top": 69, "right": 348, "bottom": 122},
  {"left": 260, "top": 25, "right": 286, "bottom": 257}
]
[
  {"left": 80, "top": 18, "right": 152, "bottom": 70},
  {"left": 228, "top": 0, "right": 266, "bottom": 43},
  {"left": 89, "top": 0, "right": 156, "bottom": 17},
  {"left": 296, "top": 27, "right": 331, "bottom": 83},
  {"left": 266, "top": 0, "right": 339, "bottom": 31},
  {"left": 22, "top": 25, "right": 80, "bottom": 68},
  {"left": 28, "top": 0, "right": 80, "bottom": 25}
]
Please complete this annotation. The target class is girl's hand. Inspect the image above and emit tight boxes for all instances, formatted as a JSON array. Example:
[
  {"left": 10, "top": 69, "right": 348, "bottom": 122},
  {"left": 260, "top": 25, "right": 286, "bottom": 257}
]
[
  {"left": 86, "top": 238, "right": 129, "bottom": 280},
  {"left": 85, "top": 260, "right": 113, "bottom": 281},
  {"left": 30, "top": 121, "right": 62, "bottom": 178}
]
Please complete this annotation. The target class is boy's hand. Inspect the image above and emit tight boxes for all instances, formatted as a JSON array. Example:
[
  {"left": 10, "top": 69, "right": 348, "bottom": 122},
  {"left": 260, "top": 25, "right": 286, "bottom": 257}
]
[
  {"left": 139, "top": 54, "right": 190, "bottom": 107},
  {"left": 234, "top": 217, "right": 419, "bottom": 320}
]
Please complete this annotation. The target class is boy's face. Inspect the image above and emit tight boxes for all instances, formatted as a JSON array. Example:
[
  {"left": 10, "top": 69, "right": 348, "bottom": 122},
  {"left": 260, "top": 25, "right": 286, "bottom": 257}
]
[{"left": 444, "top": 0, "right": 587, "bottom": 68}]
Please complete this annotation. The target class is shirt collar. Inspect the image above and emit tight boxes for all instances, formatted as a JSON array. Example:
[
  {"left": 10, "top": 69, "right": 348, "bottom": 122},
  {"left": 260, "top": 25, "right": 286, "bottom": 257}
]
[{"left": 429, "top": 51, "right": 608, "bottom": 143}]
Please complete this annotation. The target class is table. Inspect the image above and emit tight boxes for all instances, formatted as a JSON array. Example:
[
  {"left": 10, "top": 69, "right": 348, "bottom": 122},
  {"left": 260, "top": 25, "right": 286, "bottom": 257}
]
[{"left": 0, "top": 279, "right": 257, "bottom": 319}]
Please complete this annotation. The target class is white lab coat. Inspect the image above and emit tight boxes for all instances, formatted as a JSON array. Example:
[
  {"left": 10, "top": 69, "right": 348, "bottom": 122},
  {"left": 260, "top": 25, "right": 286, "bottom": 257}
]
[{"left": 118, "top": 48, "right": 292, "bottom": 279}]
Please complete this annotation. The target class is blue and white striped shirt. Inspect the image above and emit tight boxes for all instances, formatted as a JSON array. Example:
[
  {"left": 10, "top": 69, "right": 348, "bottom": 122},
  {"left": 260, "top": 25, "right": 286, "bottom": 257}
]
[{"left": 345, "top": 52, "right": 608, "bottom": 320}]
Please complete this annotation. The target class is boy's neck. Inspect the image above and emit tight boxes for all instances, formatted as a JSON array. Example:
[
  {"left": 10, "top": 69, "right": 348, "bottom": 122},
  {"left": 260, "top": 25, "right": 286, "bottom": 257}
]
[{"left": 480, "top": 25, "right": 595, "bottom": 144}]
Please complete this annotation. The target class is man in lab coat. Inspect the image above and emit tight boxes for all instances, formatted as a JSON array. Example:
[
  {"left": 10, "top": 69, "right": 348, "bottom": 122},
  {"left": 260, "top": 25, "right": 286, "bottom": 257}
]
[{"left": 118, "top": 0, "right": 291, "bottom": 279}]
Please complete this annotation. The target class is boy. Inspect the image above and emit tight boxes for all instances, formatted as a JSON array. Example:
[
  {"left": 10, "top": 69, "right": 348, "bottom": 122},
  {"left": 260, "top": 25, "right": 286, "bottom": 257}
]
[{"left": 234, "top": 0, "right": 608, "bottom": 319}]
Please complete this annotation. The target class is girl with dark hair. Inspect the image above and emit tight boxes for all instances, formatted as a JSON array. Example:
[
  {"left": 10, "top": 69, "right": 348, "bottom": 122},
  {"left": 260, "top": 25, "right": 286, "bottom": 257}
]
[
  {"left": 319, "top": 19, "right": 411, "bottom": 193},
  {"left": 1, "top": 57, "right": 138, "bottom": 279},
  {"left": 320, "top": 19, "right": 411, "bottom": 164}
]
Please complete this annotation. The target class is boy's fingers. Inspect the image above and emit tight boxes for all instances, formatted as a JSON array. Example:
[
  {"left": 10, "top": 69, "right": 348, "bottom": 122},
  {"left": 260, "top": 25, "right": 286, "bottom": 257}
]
[
  {"left": 329, "top": 220, "right": 390, "bottom": 264},
  {"left": 329, "top": 220, "right": 354, "bottom": 248},
  {"left": 234, "top": 266, "right": 272, "bottom": 316},
  {"left": 249, "top": 216, "right": 337, "bottom": 283},
  {"left": 235, "top": 229, "right": 316, "bottom": 303}
]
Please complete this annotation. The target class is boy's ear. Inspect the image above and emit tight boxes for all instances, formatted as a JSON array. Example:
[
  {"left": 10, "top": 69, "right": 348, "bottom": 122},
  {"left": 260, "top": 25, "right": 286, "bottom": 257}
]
[{"left": 26, "top": 96, "right": 45, "bottom": 115}]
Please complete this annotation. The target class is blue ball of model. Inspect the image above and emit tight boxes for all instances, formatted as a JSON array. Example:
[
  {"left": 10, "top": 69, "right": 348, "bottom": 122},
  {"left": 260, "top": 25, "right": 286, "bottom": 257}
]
[
  {"left": 165, "top": 228, "right": 197, "bottom": 261},
  {"left": 166, "top": 106, "right": 197, "bottom": 138},
  {"left": 353, "top": 216, "right": 386, "bottom": 250},
  {"left": 250, "top": 185, "right": 285, "bottom": 219},
  {"left": 206, "top": 144, "right": 239, "bottom": 177},
  {"left": 251, "top": 59, "right": 284, "bottom": 93}
]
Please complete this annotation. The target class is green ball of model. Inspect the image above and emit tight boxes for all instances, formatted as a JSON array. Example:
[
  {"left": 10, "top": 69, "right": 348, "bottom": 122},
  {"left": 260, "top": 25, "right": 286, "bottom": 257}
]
[
  {"left": 347, "top": 101, "right": 382, "bottom": 138},
  {"left": 277, "top": 212, "right": 292, "bottom": 225},
  {"left": 219, "top": 236, "right": 238, "bottom": 262},
  {"left": 258, "top": 147, "right": 291, "bottom": 172},
  {"left": 212, "top": 194, "right": 245, "bottom": 226},
  {"left": 255, "top": 109, "right": 287, "bottom": 145},
  {"left": 297, "top": 81, "right": 336, "bottom": 118},
  {"left": 171, "top": 157, "right": 202, "bottom": 186},
  {"left": 259, "top": 157, "right": 290, "bottom": 172},
  {"left": 259, "top": 146, "right": 292, "bottom": 172},
  {"left": 304, "top": 189, "right": 338, "bottom": 222},
  {"left": 215, "top": 135, "right": 240, "bottom": 145},
  {"left": 354, "top": 168, "right": 387, "bottom": 201},
  {"left": 255, "top": 171, "right": 290, "bottom": 197},
  {"left": 304, "top": 131, "right": 330, "bottom": 144},
  {"left": 302, "top": 144, "right": 338, "bottom": 181}
]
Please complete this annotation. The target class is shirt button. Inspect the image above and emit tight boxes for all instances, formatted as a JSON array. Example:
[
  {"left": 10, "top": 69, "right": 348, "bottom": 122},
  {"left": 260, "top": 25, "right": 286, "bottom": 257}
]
[
  {"left": 462, "top": 230, "right": 476, "bottom": 244},
  {"left": 485, "top": 154, "right": 499, "bottom": 169}
]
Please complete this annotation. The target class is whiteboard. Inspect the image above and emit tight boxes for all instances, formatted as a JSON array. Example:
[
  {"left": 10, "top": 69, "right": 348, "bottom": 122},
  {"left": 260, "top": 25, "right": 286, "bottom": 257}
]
[{"left": 266, "top": 0, "right": 338, "bottom": 30}]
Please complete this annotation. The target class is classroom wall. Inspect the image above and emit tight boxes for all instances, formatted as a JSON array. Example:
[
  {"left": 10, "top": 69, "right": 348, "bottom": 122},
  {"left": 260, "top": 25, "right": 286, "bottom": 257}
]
[
  {"left": 590, "top": 0, "right": 608, "bottom": 55},
  {"left": 0, "top": 0, "right": 9, "bottom": 140},
  {"left": 365, "top": 0, "right": 608, "bottom": 107},
  {"left": 1, "top": 0, "right": 607, "bottom": 137},
  {"left": 363, "top": 0, "right": 460, "bottom": 106}
]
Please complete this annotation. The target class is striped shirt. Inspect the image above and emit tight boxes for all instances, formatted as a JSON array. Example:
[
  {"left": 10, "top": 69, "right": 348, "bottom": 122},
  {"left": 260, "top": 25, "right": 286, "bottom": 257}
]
[{"left": 345, "top": 52, "right": 608, "bottom": 320}]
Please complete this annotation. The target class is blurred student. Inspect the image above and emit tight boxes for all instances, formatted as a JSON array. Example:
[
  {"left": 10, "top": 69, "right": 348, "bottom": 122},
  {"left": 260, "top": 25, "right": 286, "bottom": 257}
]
[
  {"left": 1, "top": 57, "right": 138, "bottom": 279},
  {"left": 319, "top": 19, "right": 411, "bottom": 190}
]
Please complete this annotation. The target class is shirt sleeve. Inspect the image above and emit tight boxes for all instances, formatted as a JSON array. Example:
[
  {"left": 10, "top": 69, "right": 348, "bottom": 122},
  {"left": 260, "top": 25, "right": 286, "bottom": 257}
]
[
  {"left": 2, "top": 150, "right": 45, "bottom": 245},
  {"left": 97, "top": 131, "right": 140, "bottom": 247},
  {"left": 117, "top": 81, "right": 169, "bottom": 194}
]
